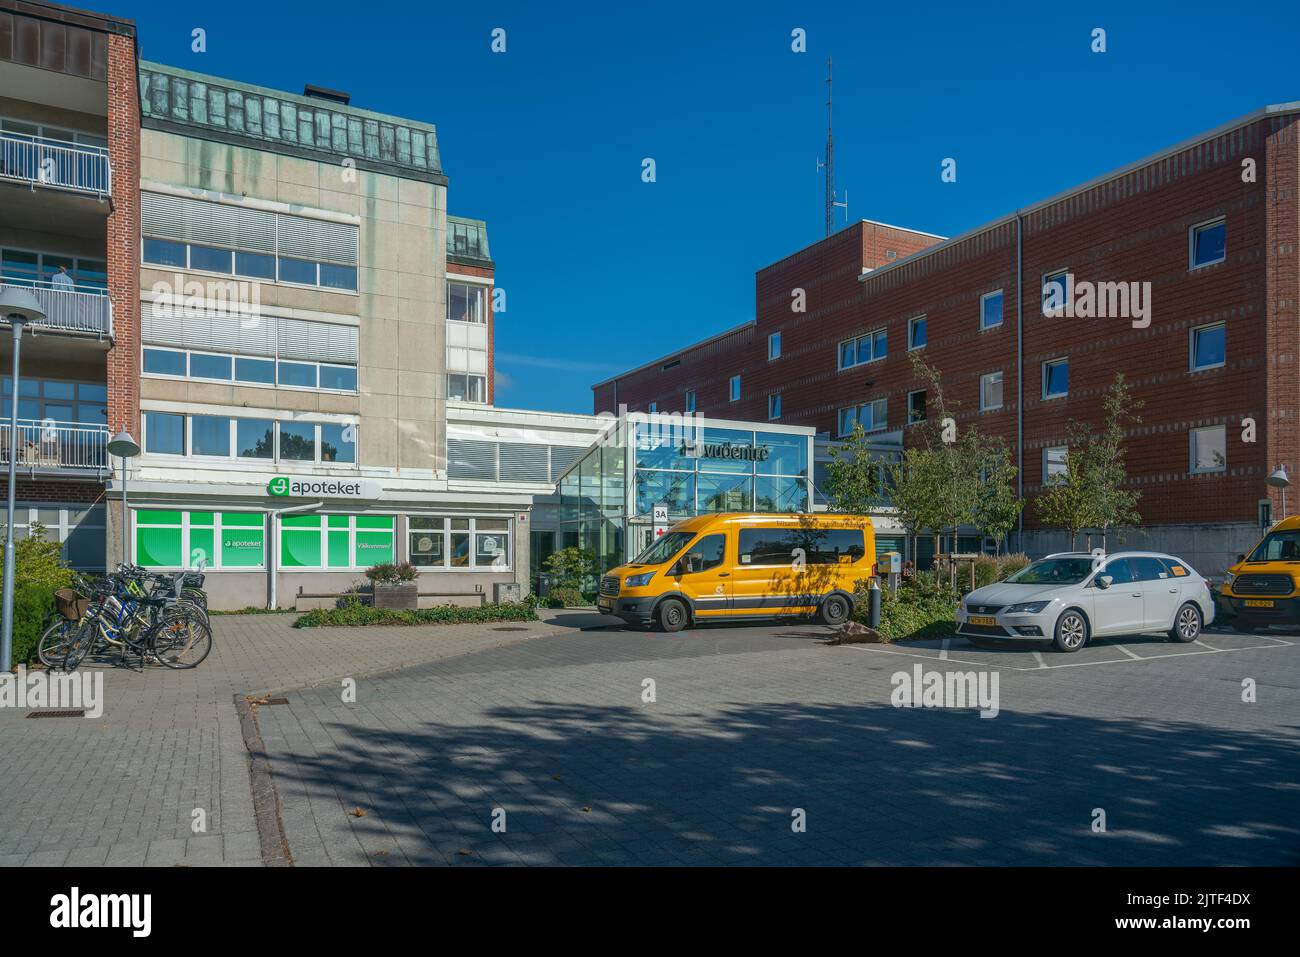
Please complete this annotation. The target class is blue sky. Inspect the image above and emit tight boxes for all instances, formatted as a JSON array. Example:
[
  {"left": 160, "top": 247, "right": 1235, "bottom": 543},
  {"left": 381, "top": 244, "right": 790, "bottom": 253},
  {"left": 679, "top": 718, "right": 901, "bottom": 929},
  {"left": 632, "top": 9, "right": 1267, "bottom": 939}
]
[{"left": 117, "top": 0, "right": 1298, "bottom": 414}]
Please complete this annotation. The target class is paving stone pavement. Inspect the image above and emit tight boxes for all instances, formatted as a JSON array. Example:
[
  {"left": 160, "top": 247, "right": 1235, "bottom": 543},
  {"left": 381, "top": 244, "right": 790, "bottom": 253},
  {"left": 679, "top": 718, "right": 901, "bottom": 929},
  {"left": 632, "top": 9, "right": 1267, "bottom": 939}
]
[
  {"left": 254, "top": 624, "right": 1300, "bottom": 866},
  {"left": 0, "top": 609, "right": 589, "bottom": 867}
]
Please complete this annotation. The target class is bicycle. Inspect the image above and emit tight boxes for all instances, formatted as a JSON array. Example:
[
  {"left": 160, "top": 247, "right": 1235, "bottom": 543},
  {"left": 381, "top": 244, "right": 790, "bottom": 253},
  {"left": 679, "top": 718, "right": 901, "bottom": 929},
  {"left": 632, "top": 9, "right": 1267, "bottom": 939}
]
[{"left": 61, "top": 570, "right": 212, "bottom": 672}]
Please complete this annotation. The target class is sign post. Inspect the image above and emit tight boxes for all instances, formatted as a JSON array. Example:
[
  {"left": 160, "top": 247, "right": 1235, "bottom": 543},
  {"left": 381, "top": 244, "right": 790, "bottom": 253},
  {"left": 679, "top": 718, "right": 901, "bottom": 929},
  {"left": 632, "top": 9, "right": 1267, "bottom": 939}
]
[{"left": 652, "top": 503, "right": 669, "bottom": 540}]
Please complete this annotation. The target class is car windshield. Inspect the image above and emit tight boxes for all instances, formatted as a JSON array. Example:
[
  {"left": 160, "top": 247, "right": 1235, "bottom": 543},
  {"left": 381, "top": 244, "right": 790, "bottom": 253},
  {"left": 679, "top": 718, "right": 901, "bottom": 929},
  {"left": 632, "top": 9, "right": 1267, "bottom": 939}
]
[
  {"left": 631, "top": 531, "right": 695, "bottom": 566},
  {"left": 1004, "top": 557, "right": 1095, "bottom": 585},
  {"left": 1246, "top": 530, "right": 1300, "bottom": 562}
]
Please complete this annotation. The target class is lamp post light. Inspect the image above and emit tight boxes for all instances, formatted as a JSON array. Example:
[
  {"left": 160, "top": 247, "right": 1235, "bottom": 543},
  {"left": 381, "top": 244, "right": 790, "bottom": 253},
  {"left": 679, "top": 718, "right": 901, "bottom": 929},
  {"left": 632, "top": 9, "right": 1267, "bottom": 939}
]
[
  {"left": 107, "top": 430, "right": 140, "bottom": 569},
  {"left": 1, "top": 287, "right": 46, "bottom": 673},
  {"left": 1267, "top": 465, "right": 1291, "bottom": 518}
]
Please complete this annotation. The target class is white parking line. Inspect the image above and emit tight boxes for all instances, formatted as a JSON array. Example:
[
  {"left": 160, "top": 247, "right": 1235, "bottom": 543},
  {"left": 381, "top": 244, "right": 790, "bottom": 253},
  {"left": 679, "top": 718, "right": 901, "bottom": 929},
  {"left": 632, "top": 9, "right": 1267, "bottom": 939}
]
[
  {"left": 939, "top": 639, "right": 949, "bottom": 661},
  {"left": 1193, "top": 639, "right": 1217, "bottom": 650},
  {"left": 1113, "top": 644, "right": 1143, "bottom": 660},
  {"left": 1031, "top": 651, "right": 1048, "bottom": 670}
]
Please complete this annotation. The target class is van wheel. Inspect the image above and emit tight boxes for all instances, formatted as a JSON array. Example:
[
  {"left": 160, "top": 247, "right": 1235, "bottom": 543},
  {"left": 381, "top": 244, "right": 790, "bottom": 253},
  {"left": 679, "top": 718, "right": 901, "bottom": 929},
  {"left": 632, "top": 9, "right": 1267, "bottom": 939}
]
[
  {"left": 1052, "top": 609, "right": 1089, "bottom": 652},
  {"left": 818, "top": 594, "right": 852, "bottom": 626},
  {"left": 1169, "top": 603, "right": 1202, "bottom": 643},
  {"left": 656, "top": 598, "right": 688, "bottom": 633}
]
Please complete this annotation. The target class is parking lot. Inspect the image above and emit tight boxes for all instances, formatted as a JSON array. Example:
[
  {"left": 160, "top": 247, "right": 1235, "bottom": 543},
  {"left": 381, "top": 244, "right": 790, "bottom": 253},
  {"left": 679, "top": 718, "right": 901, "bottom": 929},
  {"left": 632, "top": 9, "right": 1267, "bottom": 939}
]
[{"left": 252, "top": 615, "right": 1300, "bottom": 866}]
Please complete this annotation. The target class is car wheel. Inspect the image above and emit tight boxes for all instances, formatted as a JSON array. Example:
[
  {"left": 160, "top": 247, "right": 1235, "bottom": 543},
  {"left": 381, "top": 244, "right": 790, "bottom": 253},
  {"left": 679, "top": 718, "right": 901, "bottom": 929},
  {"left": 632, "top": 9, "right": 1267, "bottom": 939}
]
[
  {"left": 655, "top": 598, "right": 689, "bottom": 633},
  {"left": 818, "top": 594, "right": 851, "bottom": 626},
  {"left": 1052, "top": 609, "right": 1089, "bottom": 653},
  {"left": 1169, "top": 603, "right": 1202, "bottom": 643}
]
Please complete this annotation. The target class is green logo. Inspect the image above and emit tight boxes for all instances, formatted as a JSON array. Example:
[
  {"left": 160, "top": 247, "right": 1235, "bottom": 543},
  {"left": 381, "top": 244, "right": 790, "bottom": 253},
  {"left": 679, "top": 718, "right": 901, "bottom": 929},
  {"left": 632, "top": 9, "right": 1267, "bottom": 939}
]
[{"left": 267, "top": 476, "right": 290, "bottom": 497}]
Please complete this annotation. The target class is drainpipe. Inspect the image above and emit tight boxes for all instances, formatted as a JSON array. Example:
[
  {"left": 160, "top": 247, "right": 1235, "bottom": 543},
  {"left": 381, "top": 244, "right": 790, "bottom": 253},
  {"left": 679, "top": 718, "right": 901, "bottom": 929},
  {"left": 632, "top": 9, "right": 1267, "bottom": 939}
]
[
  {"left": 1015, "top": 212, "right": 1025, "bottom": 553},
  {"left": 266, "top": 501, "right": 322, "bottom": 610}
]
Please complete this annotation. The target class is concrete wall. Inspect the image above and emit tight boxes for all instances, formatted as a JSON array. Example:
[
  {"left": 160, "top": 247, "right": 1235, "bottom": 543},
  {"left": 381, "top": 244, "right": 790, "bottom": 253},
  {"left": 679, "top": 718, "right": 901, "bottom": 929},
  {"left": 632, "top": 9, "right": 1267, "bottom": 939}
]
[{"left": 1019, "top": 523, "right": 1266, "bottom": 579}]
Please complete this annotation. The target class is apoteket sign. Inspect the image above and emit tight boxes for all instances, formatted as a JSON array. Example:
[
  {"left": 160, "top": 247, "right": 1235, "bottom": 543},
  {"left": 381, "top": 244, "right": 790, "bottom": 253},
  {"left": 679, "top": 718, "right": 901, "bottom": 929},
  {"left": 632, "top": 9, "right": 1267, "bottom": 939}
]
[{"left": 266, "top": 476, "right": 379, "bottom": 499}]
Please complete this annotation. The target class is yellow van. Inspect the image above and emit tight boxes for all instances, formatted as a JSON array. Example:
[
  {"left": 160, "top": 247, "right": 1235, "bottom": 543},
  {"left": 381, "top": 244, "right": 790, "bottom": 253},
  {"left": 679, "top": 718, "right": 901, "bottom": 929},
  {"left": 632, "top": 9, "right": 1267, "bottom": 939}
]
[
  {"left": 596, "top": 512, "right": 876, "bottom": 631},
  {"left": 1220, "top": 516, "right": 1300, "bottom": 628}
]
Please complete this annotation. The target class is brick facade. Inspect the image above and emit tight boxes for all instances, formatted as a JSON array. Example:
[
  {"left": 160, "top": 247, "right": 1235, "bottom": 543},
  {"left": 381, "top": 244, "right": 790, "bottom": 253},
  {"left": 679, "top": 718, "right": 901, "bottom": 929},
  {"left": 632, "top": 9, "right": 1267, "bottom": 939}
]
[
  {"left": 104, "top": 29, "right": 139, "bottom": 438},
  {"left": 595, "top": 109, "right": 1300, "bottom": 531}
]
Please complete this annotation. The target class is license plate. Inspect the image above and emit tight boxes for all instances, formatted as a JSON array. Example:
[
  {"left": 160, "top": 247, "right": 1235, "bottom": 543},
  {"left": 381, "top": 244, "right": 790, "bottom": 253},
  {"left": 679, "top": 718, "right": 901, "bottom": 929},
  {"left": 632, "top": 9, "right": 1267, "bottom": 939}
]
[
  {"left": 1244, "top": 600, "right": 1274, "bottom": 608},
  {"left": 969, "top": 615, "right": 998, "bottom": 626}
]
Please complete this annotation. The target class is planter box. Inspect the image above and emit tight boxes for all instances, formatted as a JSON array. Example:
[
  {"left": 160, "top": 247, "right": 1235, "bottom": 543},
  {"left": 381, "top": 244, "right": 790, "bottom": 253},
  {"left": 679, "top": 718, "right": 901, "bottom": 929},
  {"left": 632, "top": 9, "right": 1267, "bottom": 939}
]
[{"left": 373, "top": 582, "right": 419, "bottom": 610}]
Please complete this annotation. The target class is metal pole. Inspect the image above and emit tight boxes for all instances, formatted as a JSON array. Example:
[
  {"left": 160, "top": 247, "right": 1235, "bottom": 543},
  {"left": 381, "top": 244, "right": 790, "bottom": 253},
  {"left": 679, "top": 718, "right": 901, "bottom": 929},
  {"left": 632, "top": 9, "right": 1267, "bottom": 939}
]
[
  {"left": 120, "top": 453, "right": 128, "bottom": 567},
  {"left": 2, "top": 318, "right": 26, "bottom": 672}
]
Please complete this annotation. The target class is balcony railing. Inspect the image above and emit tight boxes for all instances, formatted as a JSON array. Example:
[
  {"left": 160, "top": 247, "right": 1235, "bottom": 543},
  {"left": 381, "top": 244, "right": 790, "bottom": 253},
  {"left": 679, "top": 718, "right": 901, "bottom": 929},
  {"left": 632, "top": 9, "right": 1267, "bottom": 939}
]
[
  {"left": 0, "top": 420, "right": 109, "bottom": 474},
  {"left": 0, "top": 131, "right": 111, "bottom": 197},
  {"left": 0, "top": 280, "right": 112, "bottom": 338}
]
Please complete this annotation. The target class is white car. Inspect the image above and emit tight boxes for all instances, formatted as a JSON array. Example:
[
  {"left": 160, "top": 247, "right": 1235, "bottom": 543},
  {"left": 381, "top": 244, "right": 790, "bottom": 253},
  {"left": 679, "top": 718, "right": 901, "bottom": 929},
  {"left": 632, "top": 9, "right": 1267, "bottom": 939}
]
[{"left": 955, "top": 551, "right": 1215, "bottom": 652}]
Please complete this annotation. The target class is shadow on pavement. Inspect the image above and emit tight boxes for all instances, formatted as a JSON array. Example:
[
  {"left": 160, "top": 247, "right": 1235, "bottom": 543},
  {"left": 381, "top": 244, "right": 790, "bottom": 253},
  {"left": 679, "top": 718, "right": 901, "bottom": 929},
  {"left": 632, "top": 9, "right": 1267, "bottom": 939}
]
[{"left": 272, "top": 694, "right": 1300, "bottom": 866}]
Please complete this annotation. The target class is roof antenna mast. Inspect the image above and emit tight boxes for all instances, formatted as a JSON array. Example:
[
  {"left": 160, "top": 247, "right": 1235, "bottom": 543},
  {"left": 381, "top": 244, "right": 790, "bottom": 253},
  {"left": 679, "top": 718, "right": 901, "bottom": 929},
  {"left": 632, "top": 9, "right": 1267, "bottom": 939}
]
[{"left": 817, "top": 55, "right": 848, "bottom": 238}]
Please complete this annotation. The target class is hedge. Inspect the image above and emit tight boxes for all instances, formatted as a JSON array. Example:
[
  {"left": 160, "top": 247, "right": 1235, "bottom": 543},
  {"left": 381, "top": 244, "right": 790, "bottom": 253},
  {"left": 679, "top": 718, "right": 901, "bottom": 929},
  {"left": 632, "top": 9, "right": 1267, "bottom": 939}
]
[{"left": 293, "top": 600, "right": 539, "bottom": 628}]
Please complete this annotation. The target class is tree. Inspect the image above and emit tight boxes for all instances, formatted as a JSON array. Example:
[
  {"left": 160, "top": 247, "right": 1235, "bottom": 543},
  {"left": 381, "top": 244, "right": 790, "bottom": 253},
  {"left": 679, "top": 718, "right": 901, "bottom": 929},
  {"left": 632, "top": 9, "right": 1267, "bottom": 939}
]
[
  {"left": 824, "top": 423, "right": 884, "bottom": 513},
  {"left": 972, "top": 437, "right": 1023, "bottom": 553},
  {"left": 1033, "top": 373, "right": 1143, "bottom": 550}
]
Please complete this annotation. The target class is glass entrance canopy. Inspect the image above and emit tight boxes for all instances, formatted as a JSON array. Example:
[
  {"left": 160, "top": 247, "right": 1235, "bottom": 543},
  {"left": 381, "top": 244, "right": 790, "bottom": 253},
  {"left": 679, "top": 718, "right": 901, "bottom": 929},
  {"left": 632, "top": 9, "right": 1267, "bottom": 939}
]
[{"left": 554, "top": 412, "right": 816, "bottom": 573}]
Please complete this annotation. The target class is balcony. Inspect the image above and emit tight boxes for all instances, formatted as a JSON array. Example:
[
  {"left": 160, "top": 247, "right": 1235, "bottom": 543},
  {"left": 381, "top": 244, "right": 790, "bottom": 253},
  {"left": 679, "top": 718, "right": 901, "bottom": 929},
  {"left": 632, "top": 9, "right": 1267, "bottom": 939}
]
[
  {"left": 0, "top": 420, "right": 110, "bottom": 478},
  {"left": 0, "top": 280, "right": 113, "bottom": 339},
  {"left": 0, "top": 131, "right": 111, "bottom": 198}
]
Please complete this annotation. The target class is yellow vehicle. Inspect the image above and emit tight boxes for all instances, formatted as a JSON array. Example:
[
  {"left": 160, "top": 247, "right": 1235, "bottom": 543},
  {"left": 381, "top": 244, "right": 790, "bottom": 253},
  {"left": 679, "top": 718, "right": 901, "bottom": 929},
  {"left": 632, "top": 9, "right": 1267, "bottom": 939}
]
[
  {"left": 596, "top": 512, "right": 876, "bottom": 631},
  {"left": 1220, "top": 516, "right": 1300, "bottom": 629}
]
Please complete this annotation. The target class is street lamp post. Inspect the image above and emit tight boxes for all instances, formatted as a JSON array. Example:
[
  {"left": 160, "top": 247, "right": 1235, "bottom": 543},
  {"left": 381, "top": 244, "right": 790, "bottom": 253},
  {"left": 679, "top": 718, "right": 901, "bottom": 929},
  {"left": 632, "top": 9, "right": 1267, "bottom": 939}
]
[
  {"left": 1, "top": 287, "right": 47, "bottom": 673},
  {"left": 1268, "top": 465, "right": 1290, "bottom": 518},
  {"left": 107, "top": 431, "right": 140, "bottom": 569}
]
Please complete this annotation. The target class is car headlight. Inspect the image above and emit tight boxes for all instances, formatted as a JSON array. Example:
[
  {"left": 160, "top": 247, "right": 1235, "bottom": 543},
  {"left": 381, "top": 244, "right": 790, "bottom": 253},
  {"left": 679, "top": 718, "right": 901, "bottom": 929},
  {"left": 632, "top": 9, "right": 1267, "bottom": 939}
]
[
  {"left": 624, "top": 572, "right": 655, "bottom": 588},
  {"left": 1223, "top": 573, "right": 1235, "bottom": 588},
  {"left": 1005, "top": 601, "right": 1050, "bottom": 614}
]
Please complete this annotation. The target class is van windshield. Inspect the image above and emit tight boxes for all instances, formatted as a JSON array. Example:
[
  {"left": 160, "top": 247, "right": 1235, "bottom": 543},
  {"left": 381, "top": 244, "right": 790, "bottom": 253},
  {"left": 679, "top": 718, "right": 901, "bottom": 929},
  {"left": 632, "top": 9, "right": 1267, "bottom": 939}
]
[
  {"left": 1004, "top": 557, "right": 1095, "bottom": 585},
  {"left": 631, "top": 531, "right": 695, "bottom": 566},
  {"left": 1246, "top": 530, "right": 1300, "bottom": 562}
]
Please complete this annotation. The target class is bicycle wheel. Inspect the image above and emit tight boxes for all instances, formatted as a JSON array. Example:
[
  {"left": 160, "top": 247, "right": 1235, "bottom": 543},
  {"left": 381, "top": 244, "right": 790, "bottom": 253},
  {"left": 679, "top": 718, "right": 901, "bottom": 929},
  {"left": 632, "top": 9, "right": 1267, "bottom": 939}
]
[
  {"left": 150, "top": 607, "right": 212, "bottom": 669},
  {"left": 180, "top": 586, "right": 208, "bottom": 611},
  {"left": 62, "top": 619, "right": 101, "bottom": 672},
  {"left": 37, "top": 619, "right": 77, "bottom": 668}
]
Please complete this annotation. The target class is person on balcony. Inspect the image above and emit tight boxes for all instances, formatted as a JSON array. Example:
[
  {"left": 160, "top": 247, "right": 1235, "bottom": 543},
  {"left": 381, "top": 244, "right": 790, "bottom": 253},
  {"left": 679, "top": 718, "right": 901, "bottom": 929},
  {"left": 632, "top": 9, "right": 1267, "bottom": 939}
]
[{"left": 51, "top": 266, "right": 74, "bottom": 290}]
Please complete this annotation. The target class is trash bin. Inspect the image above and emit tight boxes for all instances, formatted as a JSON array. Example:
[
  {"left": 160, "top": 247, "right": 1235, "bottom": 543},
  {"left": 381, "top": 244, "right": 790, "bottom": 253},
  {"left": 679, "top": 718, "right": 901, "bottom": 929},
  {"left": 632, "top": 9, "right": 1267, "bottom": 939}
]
[{"left": 537, "top": 573, "right": 552, "bottom": 599}]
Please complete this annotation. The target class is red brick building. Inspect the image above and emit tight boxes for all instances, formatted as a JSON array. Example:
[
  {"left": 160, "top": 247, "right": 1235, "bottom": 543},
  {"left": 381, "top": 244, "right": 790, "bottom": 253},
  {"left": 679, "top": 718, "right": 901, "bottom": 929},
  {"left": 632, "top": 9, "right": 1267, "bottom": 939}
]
[{"left": 593, "top": 104, "right": 1300, "bottom": 573}]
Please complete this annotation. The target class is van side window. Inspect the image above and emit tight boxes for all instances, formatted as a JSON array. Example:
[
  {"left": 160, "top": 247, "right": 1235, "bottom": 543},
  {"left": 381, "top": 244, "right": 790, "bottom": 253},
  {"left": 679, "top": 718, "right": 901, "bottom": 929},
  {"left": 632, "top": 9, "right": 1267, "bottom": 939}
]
[
  {"left": 738, "top": 527, "right": 865, "bottom": 566},
  {"left": 684, "top": 534, "right": 726, "bottom": 573}
]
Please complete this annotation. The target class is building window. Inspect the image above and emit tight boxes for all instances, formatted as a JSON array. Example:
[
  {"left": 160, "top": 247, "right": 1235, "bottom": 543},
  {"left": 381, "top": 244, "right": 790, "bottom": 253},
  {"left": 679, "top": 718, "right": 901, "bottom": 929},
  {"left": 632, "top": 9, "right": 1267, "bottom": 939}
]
[
  {"left": 447, "top": 282, "right": 487, "bottom": 323},
  {"left": 279, "top": 514, "right": 395, "bottom": 570},
  {"left": 838, "top": 398, "right": 887, "bottom": 436},
  {"left": 144, "top": 411, "right": 185, "bottom": 455},
  {"left": 141, "top": 346, "right": 357, "bottom": 394},
  {"left": 685, "top": 390, "right": 696, "bottom": 413},
  {"left": 729, "top": 375, "right": 741, "bottom": 401},
  {"left": 409, "top": 515, "right": 511, "bottom": 570},
  {"left": 981, "top": 289, "right": 1004, "bottom": 329},
  {"left": 1190, "top": 322, "right": 1226, "bottom": 371},
  {"left": 0, "top": 377, "right": 107, "bottom": 425},
  {"left": 768, "top": 393, "right": 781, "bottom": 420},
  {"left": 134, "top": 510, "right": 266, "bottom": 570},
  {"left": 1190, "top": 218, "right": 1226, "bottom": 270},
  {"left": 907, "top": 390, "right": 927, "bottom": 424},
  {"left": 1044, "top": 446, "right": 1068, "bottom": 484},
  {"left": 838, "top": 328, "right": 887, "bottom": 370},
  {"left": 1190, "top": 425, "right": 1227, "bottom": 474},
  {"left": 768, "top": 333, "right": 781, "bottom": 360},
  {"left": 1042, "top": 269, "right": 1070, "bottom": 316},
  {"left": 1042, "top": 357, "right": 1069, "bottom": 399},
  {"left": 980, "top": 371, "right": 1003, "bottom": 411},
  {"left": 140, "top": 192, "right": 358, "bottom": 292},
  {"left": 908, "top": 315, "right": 927, "bottom": 350},
  {"left": 8, "top": 504, "right": 107, "bottom": 570},
  {"left": 447, "top": 374, "right": 487, "bottom": 403},
  {"left": 143, "top": 412, "right": 355, "bottom": 464},
  {"left": 0, "top": 247, "right": 109, "bottom": 290}
]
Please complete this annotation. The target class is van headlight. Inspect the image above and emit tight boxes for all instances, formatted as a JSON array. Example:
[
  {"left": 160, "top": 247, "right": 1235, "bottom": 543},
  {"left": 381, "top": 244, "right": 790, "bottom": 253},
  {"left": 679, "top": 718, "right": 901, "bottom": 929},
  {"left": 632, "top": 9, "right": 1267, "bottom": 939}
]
[
  {"left": 624, "top": 572, "right": 655, "bottom": 588},
  {"left": 1223, "top": 573, "right": 1235, "bottom": 588},
  {"left": 1005, "top": 601, "right": 1050, "bottom": 614}
]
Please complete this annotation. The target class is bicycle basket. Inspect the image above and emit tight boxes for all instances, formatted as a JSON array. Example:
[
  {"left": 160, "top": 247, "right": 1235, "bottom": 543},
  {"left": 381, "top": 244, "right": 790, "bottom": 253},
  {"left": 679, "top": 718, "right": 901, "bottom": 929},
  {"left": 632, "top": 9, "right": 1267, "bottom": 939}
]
[{"left": 54, "top": 588, "right": 91, "bottom": 621}]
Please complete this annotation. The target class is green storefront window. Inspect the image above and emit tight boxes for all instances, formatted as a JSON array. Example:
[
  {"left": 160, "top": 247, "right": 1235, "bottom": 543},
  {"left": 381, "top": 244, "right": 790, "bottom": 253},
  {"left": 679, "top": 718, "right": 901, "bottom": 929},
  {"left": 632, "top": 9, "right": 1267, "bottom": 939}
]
[
  {"left": 190, "top": 512, "right": 215, "bottom": 527},
  {"left": 137, "top": 525, "right": 182, "bottom": 567},
  {"left": 328, "top": 515, "right": 350, "bottom": 529},
  {"left": 136, "top": 510, "right": 182, "bottom": 525},
  {"left": 281, "top": 529, "right": 321, "bottom": 567},
  {"left": 327, "top": 530, "right": 350, "bottom": 567},
  {"left": 355, "top": 515, "right": 393, "bottom": 530},
  {"left": 222, "top": 512, "right": 264, "bottom": 527},
  {"left": 222, "top": 525, "right": 265, "bottom": 568},
  {"left": 354, "top": 531, "right": 393, "bottom": 565},
  {"left": 189, "top": 527, "right": 215, "bottom": 568}
]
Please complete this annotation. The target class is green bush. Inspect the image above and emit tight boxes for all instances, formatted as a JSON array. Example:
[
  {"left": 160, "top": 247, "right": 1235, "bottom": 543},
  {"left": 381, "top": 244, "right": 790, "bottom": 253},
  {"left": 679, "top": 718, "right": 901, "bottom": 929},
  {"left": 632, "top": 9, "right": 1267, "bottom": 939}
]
[
  {"left": 545, "top": 586, "right": 585, "bottom": 609},
  {"left": 0, "top": 522, "right": 73, "bottom": 664},
  {"left": 365, "top": 562, "right": 417, "bottom": 585},
  {"left": 972, "top": 553, "right": 1031, "bottom": 589},
  {"left": 293, "top": 600, "right": 539, "bottom": 628},
  {"left": 853, "top": 576, "right": 961, "bottom": 641}
]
